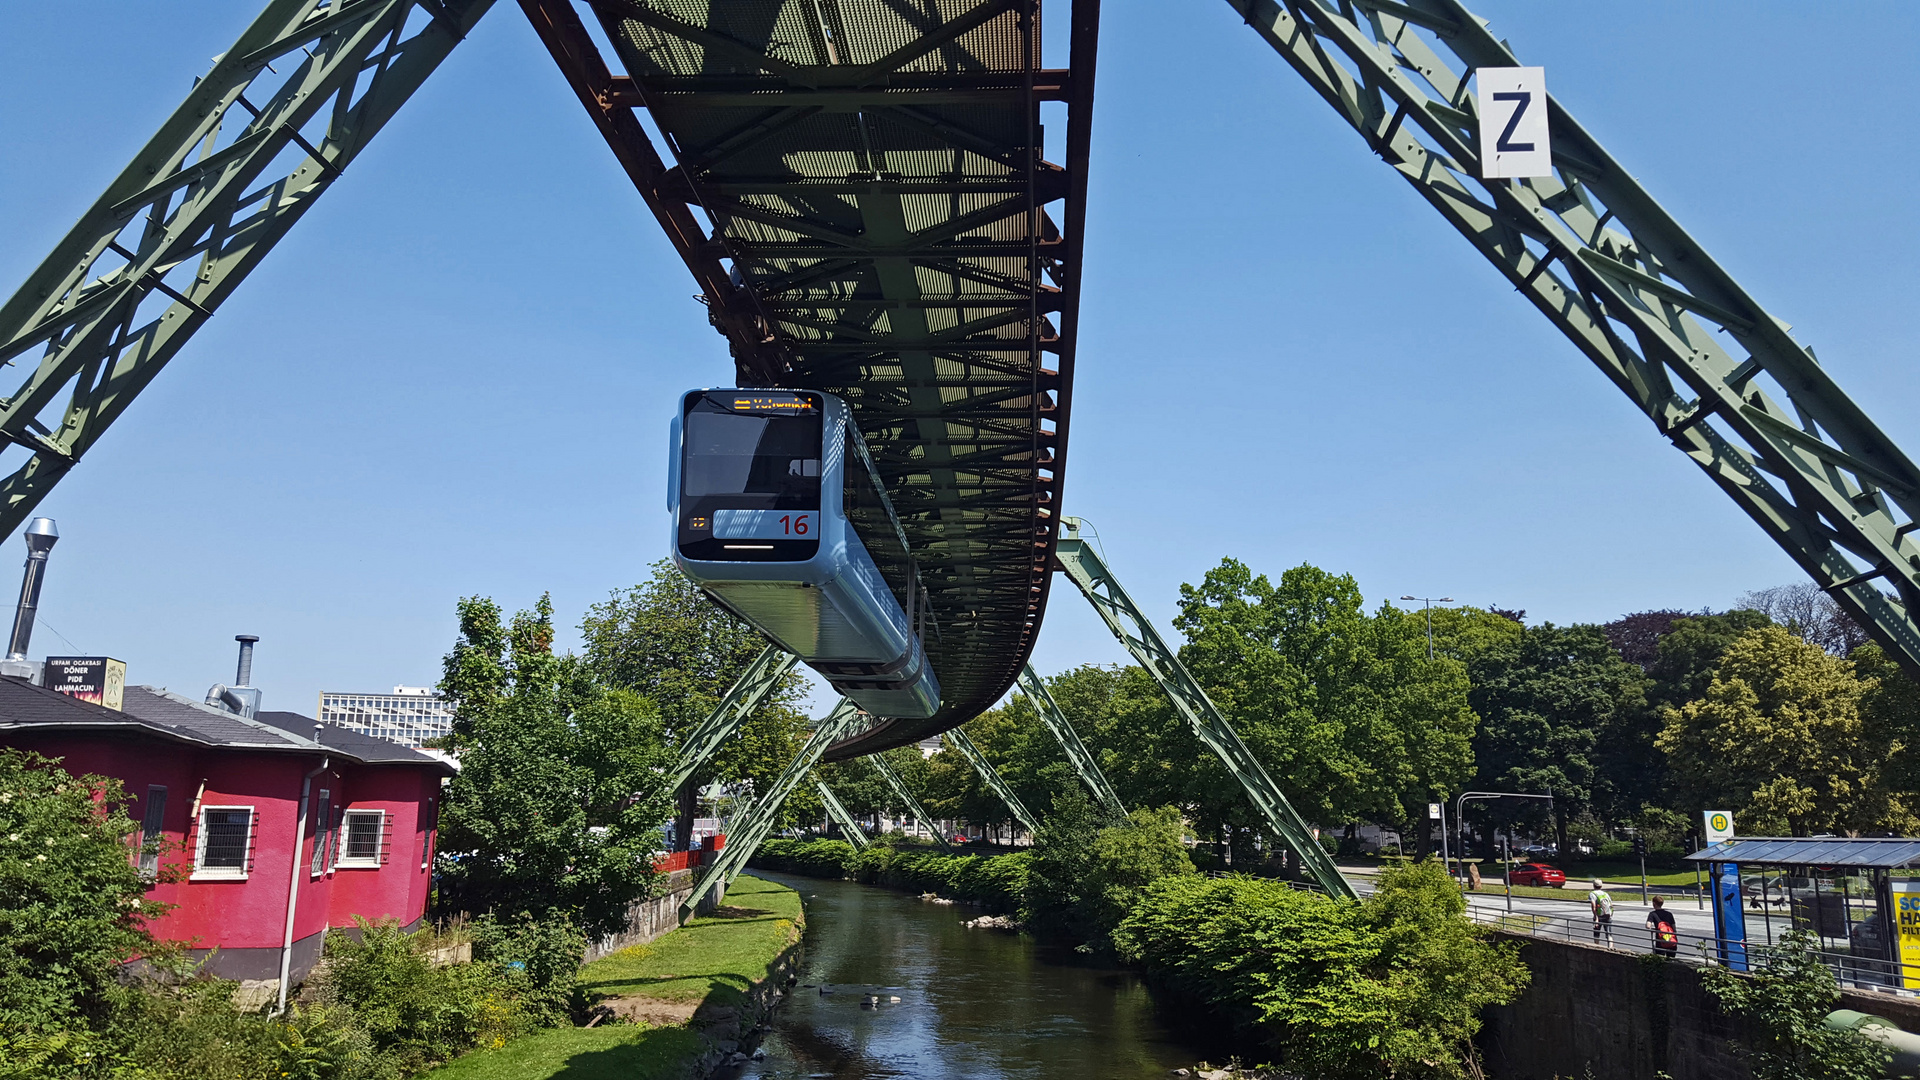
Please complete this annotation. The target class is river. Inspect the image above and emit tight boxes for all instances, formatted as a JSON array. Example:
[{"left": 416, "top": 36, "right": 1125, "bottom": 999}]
[{"left": 730, "top": 871, "right": 1216, "bottom": 1080}]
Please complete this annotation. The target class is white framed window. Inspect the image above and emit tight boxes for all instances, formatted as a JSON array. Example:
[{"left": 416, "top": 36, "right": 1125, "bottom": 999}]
[
  {"left": 193, "top": 806, "right": 254, "bottom": 880},
  {"left": 338, "top": 809, "right": 386, "bottom": 868}
]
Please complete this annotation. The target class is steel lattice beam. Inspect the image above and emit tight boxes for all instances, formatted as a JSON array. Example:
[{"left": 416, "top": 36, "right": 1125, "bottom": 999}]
[
  {"left": 868, "top": 752, "right": 953, "bottom": 854},
  {"left": 1016, "top": 662, "right": 1126, "bottom": 821},
  {"left": 521, "top": 0, "right": 1102, "bottom": 754},
  {"left": 1226, "top": 0, "right": 1920, "bottom": 673},
  {"left": 945, "top": 727, "right": 1038, "bottom": 835},
  {"left": 815, "top": 780, "right": 870, "bottom": 848},
  {"left": 664, "top": 645, "right": 800, "bottom": 793},
  {"left": 1054, "top": 520, "right": 1355, "bottom": 899},
  {"left": 680, "top": 698, "right": 865, "bottom": 921},
  {"left": 0, "top": 0, "right": 496, "bottom": 538}
]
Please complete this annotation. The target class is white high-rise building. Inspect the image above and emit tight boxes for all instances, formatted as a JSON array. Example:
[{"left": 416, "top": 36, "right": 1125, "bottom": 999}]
[{"left": 318, "top": 685, "right": 453, "bottom": 748}]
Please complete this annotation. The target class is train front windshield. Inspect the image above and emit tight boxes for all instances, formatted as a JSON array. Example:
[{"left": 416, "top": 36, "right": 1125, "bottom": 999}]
[{"left": 679, "top": 392, "right": 823, "bottom": 562}]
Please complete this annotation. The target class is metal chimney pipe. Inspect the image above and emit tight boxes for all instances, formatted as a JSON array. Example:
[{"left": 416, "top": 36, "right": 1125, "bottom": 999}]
[
  {"left": 234, "top": 634, "right": 259, "bottom": 687},
  {"left": 6, "top": 518, "right": 58, "bottom": 661}
]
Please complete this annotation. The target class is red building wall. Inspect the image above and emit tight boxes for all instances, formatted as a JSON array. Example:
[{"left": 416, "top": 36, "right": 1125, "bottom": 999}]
[{"left": 3, "top": 729, "right": 440, "bottom": 983}]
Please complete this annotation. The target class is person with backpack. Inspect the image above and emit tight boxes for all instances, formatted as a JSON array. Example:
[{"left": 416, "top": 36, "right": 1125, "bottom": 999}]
[
  {"left": 1588, "top": 878, "right": 1614, "bottom": 944},
  {"left": 1646, "top": 895, "right": 1679, "bottom": 957}
]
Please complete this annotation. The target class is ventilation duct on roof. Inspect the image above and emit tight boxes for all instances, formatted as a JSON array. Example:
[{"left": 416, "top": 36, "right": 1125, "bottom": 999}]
[{"left": 206, "top": 634, "right": 262, "bottom": 719}]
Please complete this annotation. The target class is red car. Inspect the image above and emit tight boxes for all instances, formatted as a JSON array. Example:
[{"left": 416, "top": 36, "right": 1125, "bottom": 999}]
[{"left": 1508, "top": 863, "right": 1567, "bottom": 888}]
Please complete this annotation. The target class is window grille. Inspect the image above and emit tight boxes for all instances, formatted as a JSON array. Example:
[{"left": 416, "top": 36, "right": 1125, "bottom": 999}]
[
  {"left": 137, "top": 786, "right": 166, "bottom": 877},
  {"left": 195, "top": 807, "right": 253, "bottom": 876}
]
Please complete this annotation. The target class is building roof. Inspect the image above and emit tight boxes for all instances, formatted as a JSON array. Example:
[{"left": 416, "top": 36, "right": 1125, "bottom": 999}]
[
  {"left": 1687, "top": 836, "right": 1920, "bottom": 869},
  {"left": 0, "top": 677, "right": 450, "bottom": 775},
  {"left": 256, "top": 709, "right": 451, "bottom": 770}
]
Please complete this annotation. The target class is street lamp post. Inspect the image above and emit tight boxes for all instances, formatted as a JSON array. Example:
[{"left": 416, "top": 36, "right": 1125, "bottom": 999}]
[{"left": 1400, "top": 595, "right": 1453, "bottom": 659}]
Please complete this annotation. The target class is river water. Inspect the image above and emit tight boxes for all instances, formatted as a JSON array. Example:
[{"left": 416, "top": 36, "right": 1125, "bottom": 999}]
[{"left": 730, "top": 871, "right": 1213, "bottom": 1080}]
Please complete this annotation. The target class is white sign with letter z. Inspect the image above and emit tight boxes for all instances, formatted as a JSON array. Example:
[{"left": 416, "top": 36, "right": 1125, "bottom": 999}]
[{"left": 1477, "top": 67, "right": 1551, "bottom": 179}]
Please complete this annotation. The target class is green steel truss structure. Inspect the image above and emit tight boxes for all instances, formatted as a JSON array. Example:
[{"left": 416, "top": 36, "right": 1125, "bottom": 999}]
[
  {"left": 1054, "top": 519, "right": 1355, "bottom": 898},
  {"left": 681, "top": 697, "right": 866, "bottom": 920},
  {"left": 0, "top": 0, "right": 496, "bottom": 537},
  {"left": 815, "top": 780, "right": 871, "bottom": 848},
  {"left": 665, "top": 645, "right": 801, "bottom": 793},
  {"left": 869, "top": 752, "right": 954, "bottom": 854},
  {"left": 944, "top": 726, "right": 1037, "bottom": 835},
  {"left": 1226, "top": 0, "right": 1920, "bottom": 673},
  {"left": 521, "top": 0, "right": 1103, "bottom": 756},
  {"left": 1015, "top": 662, "right": 1125, "bottom": 820}
]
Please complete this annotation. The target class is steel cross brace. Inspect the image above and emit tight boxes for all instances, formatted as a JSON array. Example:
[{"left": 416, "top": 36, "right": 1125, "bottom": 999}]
[
  {"left": 944, "top": 727, "right": 1039, "bottom": 836},
  {"left": 1053, "top": 520, "right": 1356, "bottom": 899},
  {"left": 0, "top": 0, "right": 497, "bottom": 538},
  {"left": 680, "top": 698, "right": 866, "bottom": 922},
  {"left": 665, "top": 645, "right": 801, "bottom": 794},
  {"left": 868, "top": 752, "right": 954, "bottom": 854},
  {"left": 1016, "top": 662, "right": 1127, "bottom": 821},
  {"left": 1223, "top": 0, "right": 1920, "bottom": 674},
  {"left": 815, "top": 781, "right": 870, "bottom": 849}
]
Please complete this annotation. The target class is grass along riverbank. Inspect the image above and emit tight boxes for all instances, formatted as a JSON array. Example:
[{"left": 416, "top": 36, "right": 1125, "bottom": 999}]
[{"left": 427, "top": 875, "right": 802, "bottom": 1080}]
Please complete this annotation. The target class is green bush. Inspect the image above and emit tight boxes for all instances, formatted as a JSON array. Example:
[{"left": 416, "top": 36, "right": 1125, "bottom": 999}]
[
  {"left": 1115, "top": 860, "right": 1528, "bottom": 1080},
  {"left": 312, "top": 918, "right": 530, "bottom": 1072},
  {"left": 1021, "top": 789, "right": 1103, "bottom": 939},
  {"left": 471, "top": 911, "right": 587, "bottom": 1026},
  {"left": 0, "top": 749, "right": 167, "bottom": 1034},
  {"left": 751, "top": 837, "right": 1031, "bottom": 912},
  {"left": 751, "top": 837, "right": 858, "bottom": 876}
]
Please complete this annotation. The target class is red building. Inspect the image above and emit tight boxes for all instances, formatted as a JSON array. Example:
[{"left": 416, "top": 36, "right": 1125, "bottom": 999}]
[{"left": 0, "top": 676, "right": 452, "bottom": 989}]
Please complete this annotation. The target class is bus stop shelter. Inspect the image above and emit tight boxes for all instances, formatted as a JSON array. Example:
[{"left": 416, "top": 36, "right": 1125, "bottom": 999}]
[{"left": 1689, "top": 836, "right": 1920, "bottom": 987}]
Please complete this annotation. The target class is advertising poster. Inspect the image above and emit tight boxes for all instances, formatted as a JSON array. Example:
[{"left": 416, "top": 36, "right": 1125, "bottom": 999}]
[
  {"left": 1709, "top": 862, "right": 1748, "bottom": 972},
  {"left": 1892, "top": 881, "right": 1920, "bottom": 990}
]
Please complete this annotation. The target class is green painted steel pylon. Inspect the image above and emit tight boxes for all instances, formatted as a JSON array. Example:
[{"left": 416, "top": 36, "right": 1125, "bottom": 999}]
[
  {"left": 815, "top": 781, "right": 870, "bottom": 848},
  {"left": 680, "top": 699, "right": 866, "bottom": 922},
  {"left": 1053, "top": 519, "right": 1355, "bottom": 899},
  {"left": 1223, "top": 0, "right": 1920, "bottom": 678},
  {"left": 1017, "top": 662, "right": 1127, "bottom": 821},
  {"left": 0, "top": 0, "right": 496, "bottom": 538},
  {"left": 665, "top": 645, "right": 800, "bottom": 793},
  {"left": 869, "top": 753, "right": 953, "bottom": 854},
  {"left": 945, "top": 728, "right": 1038, "bottom": 837}
]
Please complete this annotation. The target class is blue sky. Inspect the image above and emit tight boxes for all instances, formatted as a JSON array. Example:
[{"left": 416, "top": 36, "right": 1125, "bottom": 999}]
[{"left": 1, "top": 2, "right": 1914, "bottom": 717}]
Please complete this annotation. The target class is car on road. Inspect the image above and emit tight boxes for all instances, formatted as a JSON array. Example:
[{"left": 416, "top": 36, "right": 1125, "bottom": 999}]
[{"left": 1508, "top": 863, "right": 1567, "bottom": 888}]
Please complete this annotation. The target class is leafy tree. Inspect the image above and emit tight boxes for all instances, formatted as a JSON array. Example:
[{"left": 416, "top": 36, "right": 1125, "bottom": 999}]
[
  {"left": 1467, "top": 623, "right": 1648, "bottom": 855},
  {"left": 0, "top": 749, "right": 167, "bottom": 1033},
  {"left": 1657, "top": 626, "right": 1913, "bottom": 835},
  {"left": 1650, "top": 610, "right": 1775, "bottom": 709},
  {"left": 1855, "top": 642, "right": 1920, "bottom": 803},
  {"left": 1081, "top": 805, "right": 1195, "bottom": 941},
  {"left": 1020, "top": 786, "right": 1104, "bottom": 940},
  {"left": 579, "top": 561, "right": 809, "bottom": 849},
  {"left": 437, "top": 595, "right": 676, "bottom": 937},
  {"left": 1700, "top": 930, "right": 1890, "bottom": 1080},
  {"left": 1603, "top": 609, "right": 1699, "bottom": 672},
  {"left": 1172, "top": 560, "right": 1477, "bottom": 862}
]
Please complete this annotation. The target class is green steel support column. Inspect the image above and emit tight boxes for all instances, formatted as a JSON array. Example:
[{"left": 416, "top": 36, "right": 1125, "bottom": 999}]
[
  {"left": 1054, "top": 520, "right": 1355, "bottom": 899},
  {"left": 945, "top": 728, "right": 1039, "bottom": 837},
  {"left": 680, "top": 699, "right": 866, "bottom": 921},
  {"left": 869, "top": 753, "right": 954, "bottom": 854},
  {"left": 1222, "top": 0, "right": 1920, "bottom": 677},
  {"left": 665, "top": 646, "right": 800, "bottom": 794},
  {"left": 1017, "top": 662, "right": 1127, "bottom": 821},
  {"left": 0, "top": 0, "right": 496, "bottom": 537},
  {"left": 815, "top": 782, "right": 870, "bottom": 849}
]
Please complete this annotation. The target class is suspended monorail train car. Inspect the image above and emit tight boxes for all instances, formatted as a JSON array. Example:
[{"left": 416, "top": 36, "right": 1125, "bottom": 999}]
[{"left": 669, "top": 389, "right": 940, "bottom": 719}]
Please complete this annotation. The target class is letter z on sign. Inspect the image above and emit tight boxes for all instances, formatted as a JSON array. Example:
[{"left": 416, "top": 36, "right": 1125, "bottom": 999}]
[{"left": 1477, "top": 67, "right": 1551, "bottom": 179}]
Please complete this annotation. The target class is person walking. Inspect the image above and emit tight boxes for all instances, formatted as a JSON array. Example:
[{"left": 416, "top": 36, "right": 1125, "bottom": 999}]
[
  {"left": 1588, "top": 878, "right": 1614, "bottom": 944},
  {"left": 1646, "top": 895, "right": 1679, "bottom": 957}
]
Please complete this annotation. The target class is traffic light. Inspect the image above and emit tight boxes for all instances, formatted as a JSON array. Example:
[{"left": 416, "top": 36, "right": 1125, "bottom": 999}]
[{"left": 1632, "top": 836, "right": 1647, "bottom": 857}]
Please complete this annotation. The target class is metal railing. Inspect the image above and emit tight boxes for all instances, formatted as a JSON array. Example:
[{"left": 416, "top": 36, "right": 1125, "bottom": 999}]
[{"left": 1466, "top": 905, "right": 1918, "bottom": 994}]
